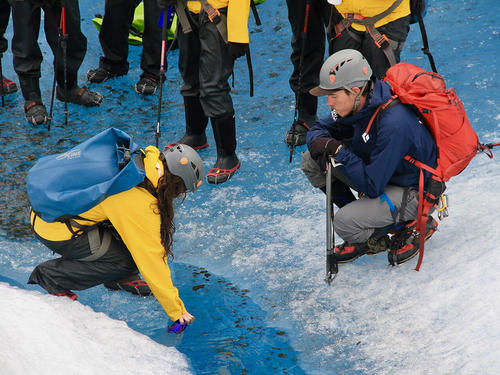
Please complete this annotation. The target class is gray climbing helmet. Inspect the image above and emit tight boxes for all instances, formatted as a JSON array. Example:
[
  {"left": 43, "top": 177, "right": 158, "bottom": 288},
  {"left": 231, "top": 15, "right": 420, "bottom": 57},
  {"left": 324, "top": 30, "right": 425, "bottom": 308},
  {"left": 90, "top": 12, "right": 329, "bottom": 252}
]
[
  {"left": 162, "top": 143, "right": 204, "bottom": 192},
  {"left": 310, "top": 49, "right": 373, "bottom": 96}
]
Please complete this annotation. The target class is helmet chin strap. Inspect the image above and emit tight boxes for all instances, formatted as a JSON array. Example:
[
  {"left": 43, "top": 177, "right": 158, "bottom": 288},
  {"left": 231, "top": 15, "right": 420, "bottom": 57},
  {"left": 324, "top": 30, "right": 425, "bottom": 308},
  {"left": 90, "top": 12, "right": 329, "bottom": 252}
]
[{"left": 345, "top": 81, "right": 369, "bottom": 115}]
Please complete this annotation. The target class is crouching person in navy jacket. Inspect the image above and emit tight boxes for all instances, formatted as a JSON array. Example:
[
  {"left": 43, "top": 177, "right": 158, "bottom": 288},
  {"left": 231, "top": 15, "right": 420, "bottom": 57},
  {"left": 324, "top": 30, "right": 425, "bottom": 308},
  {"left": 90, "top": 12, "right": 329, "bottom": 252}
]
[{"left": 301, "top": 49, "right": 438, "bottom": 266}]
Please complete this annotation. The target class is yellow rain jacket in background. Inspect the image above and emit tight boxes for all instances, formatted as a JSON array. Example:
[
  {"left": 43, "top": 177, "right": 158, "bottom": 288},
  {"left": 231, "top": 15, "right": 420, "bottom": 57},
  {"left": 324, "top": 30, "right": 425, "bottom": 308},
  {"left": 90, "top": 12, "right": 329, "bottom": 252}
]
[
  {"left": 186, "top": 0, "right": 250, "bottom": 43},
  {"left": 32, "top": 146, "right": 187, "bottom": 321},
  {"left": 335, "top": 0, "right": 410, "bottom": 31}
]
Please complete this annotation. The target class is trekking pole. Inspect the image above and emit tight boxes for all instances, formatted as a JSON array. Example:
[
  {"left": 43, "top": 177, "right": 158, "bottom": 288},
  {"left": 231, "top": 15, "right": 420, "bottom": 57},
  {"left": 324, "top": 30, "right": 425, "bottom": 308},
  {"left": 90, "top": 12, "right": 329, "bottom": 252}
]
[
  {"left": 60, "top": 4, "right": 69, "bottom": 125},
  {"left": 416, "top": 11, "right": 437, "bottom": 73},
  {"left": 155, "top": 7, "right": 173, "bottom": 148},
  {"left": 48, "top": 5, "right": 66, "bottom": 130},
  {"left": 0, "top": 55, "right": 5, "bottom": 107},
  {"left": 325, "top": 156, "right": 338, "bottom": 284},
  {"left": 288, "top": 0, "right": 311, "bottom": 163}
]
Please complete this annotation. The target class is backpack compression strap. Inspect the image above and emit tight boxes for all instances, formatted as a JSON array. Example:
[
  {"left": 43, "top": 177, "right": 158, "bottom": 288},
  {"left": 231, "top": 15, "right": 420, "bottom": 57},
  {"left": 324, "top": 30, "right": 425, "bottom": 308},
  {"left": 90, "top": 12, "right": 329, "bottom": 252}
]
[{"left": 403, "top": 157, "right": 444, "bottom": 271}]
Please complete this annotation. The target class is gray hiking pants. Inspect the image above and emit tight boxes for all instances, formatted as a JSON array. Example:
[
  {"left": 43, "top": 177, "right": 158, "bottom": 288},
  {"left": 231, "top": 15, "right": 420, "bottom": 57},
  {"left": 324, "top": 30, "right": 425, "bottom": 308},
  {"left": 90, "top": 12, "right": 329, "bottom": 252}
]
[
  {"left": 28, "top": 226, "right": 139, "bottom": 295},
  {"left": 301, "top": 150, "right": 420, "bottom": 243}
]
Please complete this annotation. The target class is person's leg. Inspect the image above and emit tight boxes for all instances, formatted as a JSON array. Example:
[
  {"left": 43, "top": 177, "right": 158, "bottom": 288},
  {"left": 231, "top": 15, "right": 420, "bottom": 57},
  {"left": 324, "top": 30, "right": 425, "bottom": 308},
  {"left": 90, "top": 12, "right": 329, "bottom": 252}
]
[
  {"left": 334, "top": 185, "right": 419, "bottom": 244},
  {"left": 43, "top": 2, "right": 102, "bottom": 106},
  {"left": 11, "top": 1, "right": 49, "bottom": 124},
  {"left": 140, "top": 0, "right": 162, "bottom": 76},
  {"left": 197, "top": 9, "right": 240, "bottom": 184},
  {"left": 301, "top": 150, "right": 356, "bottom": 207},
  {"left": 285, "top": 0, "right": 331, "bottom": 145},
  {"left": 28, "top": 227, "right": 148, "bottom": 296},
  {"left": 0, "top": 0, "right": 18, "bottom": 94},
  {"left": 176, "top": 12, "right": 209, "bottom": 148},
  {"left": 87, "top": 0, "right": 137, "bottom": 83}
]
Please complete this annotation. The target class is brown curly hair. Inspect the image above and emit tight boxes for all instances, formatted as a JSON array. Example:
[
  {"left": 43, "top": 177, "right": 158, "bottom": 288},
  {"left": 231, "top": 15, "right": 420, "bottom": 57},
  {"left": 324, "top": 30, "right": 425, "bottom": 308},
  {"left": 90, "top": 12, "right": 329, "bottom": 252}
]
[{"left": 142, "top": 154, "right": 187, "bottom": 260}]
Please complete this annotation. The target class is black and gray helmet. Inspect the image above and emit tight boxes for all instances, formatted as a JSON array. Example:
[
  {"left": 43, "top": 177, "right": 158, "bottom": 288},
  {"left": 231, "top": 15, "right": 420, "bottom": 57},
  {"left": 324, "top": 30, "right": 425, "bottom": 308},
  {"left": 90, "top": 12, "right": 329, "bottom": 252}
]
[
  {"left": 162, "top": 143, "right": 204, "bottom": 192},
  {"left": 310, "top": 49, "right": 373, "bottom": 96}
]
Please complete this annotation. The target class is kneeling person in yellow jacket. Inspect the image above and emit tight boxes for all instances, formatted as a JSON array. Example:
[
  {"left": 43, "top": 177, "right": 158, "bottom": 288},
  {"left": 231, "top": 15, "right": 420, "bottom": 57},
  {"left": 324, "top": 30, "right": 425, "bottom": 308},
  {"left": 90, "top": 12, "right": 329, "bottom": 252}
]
[{"left": 28, "top": 144, "right": 204, "bottom": 326}]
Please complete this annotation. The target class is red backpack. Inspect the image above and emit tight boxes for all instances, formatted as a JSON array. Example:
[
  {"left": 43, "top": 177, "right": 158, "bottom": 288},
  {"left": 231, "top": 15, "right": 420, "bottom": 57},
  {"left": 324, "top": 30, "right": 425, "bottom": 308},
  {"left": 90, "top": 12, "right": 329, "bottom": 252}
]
[{"left": 366, "top": 63, "right": 487, "bottom": 270}]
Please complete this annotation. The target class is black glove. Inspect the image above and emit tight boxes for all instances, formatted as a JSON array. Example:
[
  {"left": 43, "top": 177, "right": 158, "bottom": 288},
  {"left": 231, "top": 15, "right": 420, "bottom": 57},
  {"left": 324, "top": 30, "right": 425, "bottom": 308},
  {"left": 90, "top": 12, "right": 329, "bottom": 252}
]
[
  {"left": 157, "top": 0, "right": 175, "bottom": 9},
  {"left": 228, "top": 42, "right": 248, "bottom": 62},
  {"left": 309, "top": 137, "right": 342, "bottom": 172}
]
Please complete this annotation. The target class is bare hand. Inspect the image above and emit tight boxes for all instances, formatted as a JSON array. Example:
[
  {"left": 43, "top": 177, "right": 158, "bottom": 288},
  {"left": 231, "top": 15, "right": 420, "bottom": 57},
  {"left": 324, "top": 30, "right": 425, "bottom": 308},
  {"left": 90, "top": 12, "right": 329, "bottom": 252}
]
[{"left": 178, "top": 312, "right": 195, "bottom": 325}]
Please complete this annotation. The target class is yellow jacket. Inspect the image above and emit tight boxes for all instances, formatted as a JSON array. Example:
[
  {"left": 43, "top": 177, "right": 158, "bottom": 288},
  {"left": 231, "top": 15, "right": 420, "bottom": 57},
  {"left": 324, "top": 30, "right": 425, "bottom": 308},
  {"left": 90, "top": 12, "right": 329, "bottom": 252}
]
[
  {"left": 186, "top": 0, "right": 250, "bottom": 43},
  {"left": 32, "top": 146, "right": 187, "bottom": 322},
  {"left": 335, "top": 0, "right": 410, "bottom": 31}
]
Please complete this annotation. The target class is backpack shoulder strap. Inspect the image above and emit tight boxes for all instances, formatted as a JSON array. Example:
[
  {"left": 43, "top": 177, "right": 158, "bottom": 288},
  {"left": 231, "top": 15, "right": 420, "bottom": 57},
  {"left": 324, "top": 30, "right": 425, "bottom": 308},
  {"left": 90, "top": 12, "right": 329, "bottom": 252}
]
[{"left": 362, "top": 96, "right": 400, "bottom": 143}]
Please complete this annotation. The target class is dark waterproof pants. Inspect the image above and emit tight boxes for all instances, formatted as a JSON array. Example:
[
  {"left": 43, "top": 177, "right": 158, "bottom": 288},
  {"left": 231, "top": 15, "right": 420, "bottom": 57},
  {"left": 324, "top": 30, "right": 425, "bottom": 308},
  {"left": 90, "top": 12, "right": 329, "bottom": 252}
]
[
  {"left": 98, "top": 0, "right": 163, "bottom": 77},
  {"left": 286, "top": 0, "right": 333, "bottom": 121},
  {"left": 11, "top": 0, "right": 86, "bottom": 99},
  {"left": 0, "top": 0, "right": 10, "bottom": 55},
  {"left": 177, "top": 9, "right": 234, "bottom": 118},
  {"left": 28, "top": 226, "right": 139, "bottom": 295},
  {"left": 329, "top": 16, "right": 411, "bottom": 79}
]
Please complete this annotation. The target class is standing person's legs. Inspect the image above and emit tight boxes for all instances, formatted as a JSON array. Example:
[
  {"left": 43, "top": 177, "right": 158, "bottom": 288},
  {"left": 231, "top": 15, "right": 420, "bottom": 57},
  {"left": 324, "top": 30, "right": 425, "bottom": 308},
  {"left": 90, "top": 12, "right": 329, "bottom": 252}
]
[
  {"left": 28, "top": 227, "right": 150, "bottom": 297},
  {"left": 43, "top": 1, "right": 86, "bottom": 91},
  {"left": 87, "top": 0, "right": 137, "bottom": 83},
  {"left": 11, "top": 1, "right": 49, "bottom": 123},
  {"left": 197, "top": 10, "right": 240, "bottom": 184},
  {"left": 140, "top": 0, "right": 162, "bottom": 78},
  {"left": 135, "top": 0, "right": 163, "bottom": 94},
  {"left": 177, "top": 11, "right": 209, "bottom": 149},
  {"left": 0, "top": 0, "right": 17, "bottom": 94},
  {"left": 285, "top": 0, "right": 331, "bottom": 145}
]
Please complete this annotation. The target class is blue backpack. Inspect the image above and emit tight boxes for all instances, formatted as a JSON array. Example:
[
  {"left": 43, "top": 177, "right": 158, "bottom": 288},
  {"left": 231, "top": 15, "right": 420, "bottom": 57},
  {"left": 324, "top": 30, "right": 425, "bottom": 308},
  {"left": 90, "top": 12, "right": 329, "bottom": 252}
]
[{"left": 27, "top": 128, "right": 146, "bottom": 222}]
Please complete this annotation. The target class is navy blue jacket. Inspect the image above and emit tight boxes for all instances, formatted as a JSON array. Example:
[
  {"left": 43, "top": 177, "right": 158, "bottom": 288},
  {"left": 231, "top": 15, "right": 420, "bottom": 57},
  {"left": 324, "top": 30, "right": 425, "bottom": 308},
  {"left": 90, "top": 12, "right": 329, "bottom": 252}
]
[{"left": 306, "top": 79, "right": 437, "bottom": 198}]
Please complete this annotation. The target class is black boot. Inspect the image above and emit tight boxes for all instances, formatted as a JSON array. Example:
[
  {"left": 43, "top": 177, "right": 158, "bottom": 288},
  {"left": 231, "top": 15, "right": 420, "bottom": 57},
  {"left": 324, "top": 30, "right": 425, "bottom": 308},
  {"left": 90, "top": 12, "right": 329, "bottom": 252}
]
[
  {"left": 285, "top": 92, "right": 318, "bottom": 146},
  {"left": 19, "top": 76, "right": 48, "bottom": 125},
  {"left": 206, "top": 112, "right": 241, "bottom": 184},
  {"left": 178, "top": 96, "right": 209, "bottom": 150}
]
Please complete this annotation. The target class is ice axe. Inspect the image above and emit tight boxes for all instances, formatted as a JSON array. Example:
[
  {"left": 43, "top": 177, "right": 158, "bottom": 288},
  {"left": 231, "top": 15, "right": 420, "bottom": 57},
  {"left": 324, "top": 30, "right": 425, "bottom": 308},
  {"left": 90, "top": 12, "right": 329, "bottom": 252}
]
[{"left": 325, "top": 156, "right": 338, "bottom": 284}]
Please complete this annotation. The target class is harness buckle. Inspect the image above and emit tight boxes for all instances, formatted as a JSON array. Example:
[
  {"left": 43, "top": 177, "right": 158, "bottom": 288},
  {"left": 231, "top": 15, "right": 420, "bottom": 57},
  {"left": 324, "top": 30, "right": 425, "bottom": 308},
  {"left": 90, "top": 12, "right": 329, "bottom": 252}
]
[
  {"left": 373, "top": 32, "right": 390, "bottom": 49},
  {"left": 206, "top": 7, "right": 221, "bottom": 23}
]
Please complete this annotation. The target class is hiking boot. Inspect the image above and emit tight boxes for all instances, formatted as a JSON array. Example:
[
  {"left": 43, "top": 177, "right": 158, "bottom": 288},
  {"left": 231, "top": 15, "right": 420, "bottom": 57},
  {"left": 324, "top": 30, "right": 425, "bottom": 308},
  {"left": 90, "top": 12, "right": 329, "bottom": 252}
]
[
  {"left": 51, "top": 290, "right": 78, "bottom": 301},
  {"left": 104, "top": 275, "right": 152, "bottom": 297},
  {"left": 24, "top": 101, "right": 49, "bottom": 125},
  {"left": 334, "top": 235, "right": 390, "bottom": 263},
  {"left": 388, "top": 216, "right": 438, "bottom": 265},
  {"left": 135, "top": 75, "right": 160, "bottom": 95},
  {"left": 56, "top": 85, "right": 103, "bottom": 107},
  {"left": 1, "top": 76, "right": 18, "bottom": 94},
  {"left": 86, "top": 66, "right": 125, "bottom": 83},
  {"left": 284, "top": 121, "right": 310, "bottom": 146}
]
